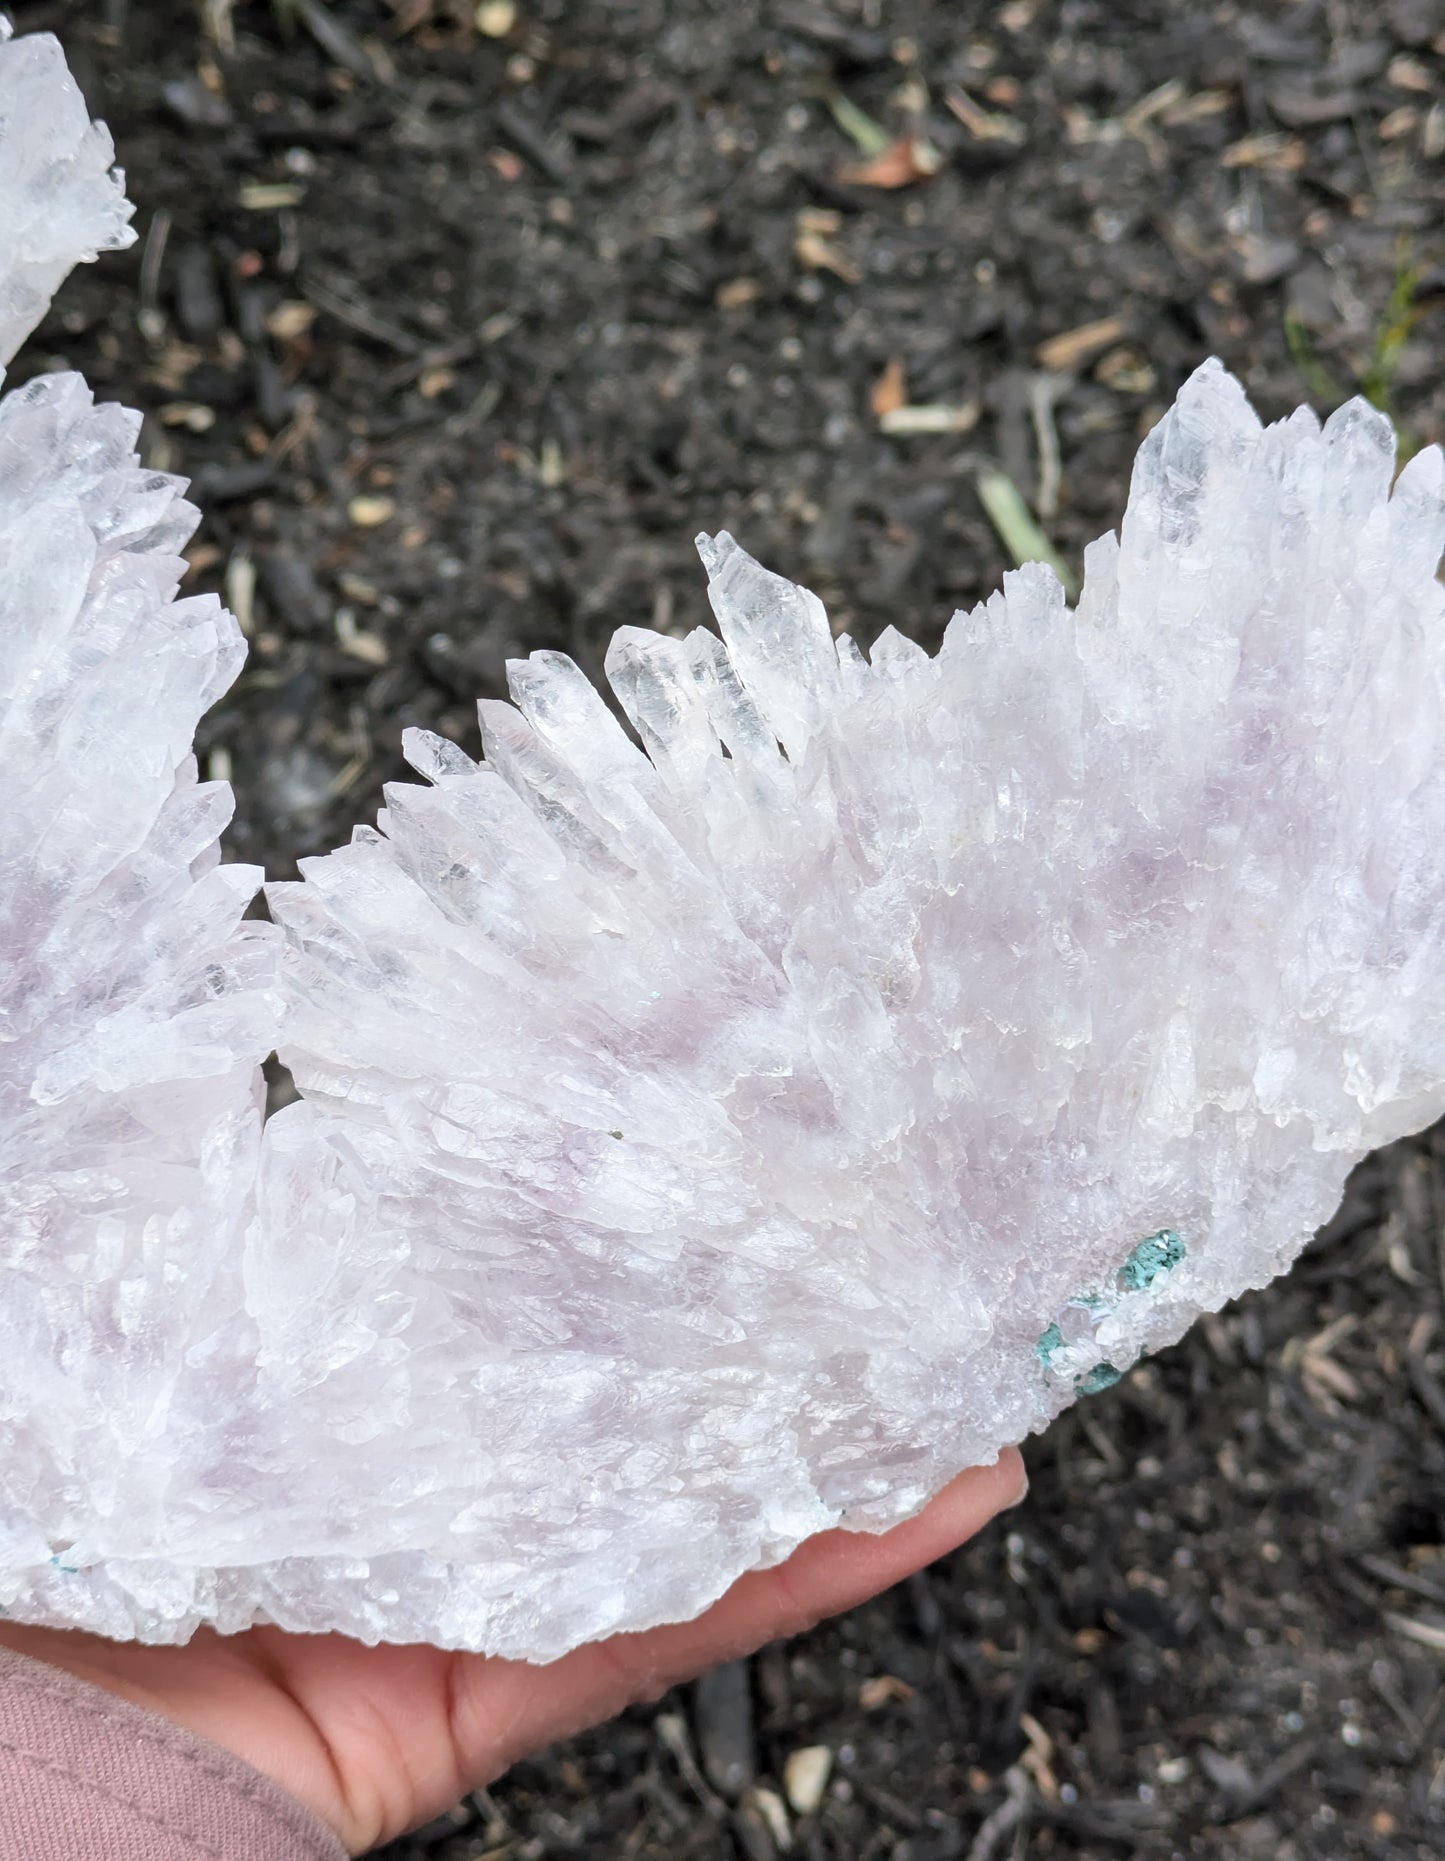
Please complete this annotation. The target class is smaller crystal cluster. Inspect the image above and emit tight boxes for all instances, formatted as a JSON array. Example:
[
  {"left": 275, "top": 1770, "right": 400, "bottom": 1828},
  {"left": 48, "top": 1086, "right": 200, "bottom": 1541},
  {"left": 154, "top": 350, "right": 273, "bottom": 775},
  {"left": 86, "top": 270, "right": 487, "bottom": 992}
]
[
  {"left": 0, "top": 24, "right": 135, "bottom": 365},
  {"left": 0, "top": 31, "right": 278, "bottom": 1617}
]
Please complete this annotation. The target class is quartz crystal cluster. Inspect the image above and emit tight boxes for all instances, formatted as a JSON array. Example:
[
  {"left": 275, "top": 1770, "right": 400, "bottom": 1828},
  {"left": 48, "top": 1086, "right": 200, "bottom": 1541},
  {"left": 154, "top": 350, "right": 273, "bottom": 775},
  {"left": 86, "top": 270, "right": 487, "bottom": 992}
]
[
  {"left": 0, "top": 27, "right": 281, "bottom": 1636},
  {"left": 1, "top": 28, "right": 1444, "bottom": 1660}
]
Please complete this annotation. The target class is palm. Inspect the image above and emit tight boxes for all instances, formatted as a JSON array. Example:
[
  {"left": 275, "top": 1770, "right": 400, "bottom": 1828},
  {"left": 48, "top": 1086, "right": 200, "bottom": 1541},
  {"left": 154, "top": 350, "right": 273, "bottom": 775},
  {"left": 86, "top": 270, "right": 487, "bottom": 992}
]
[{"left": 0, "top": 1454, "right": 1023, "bottom": 1855}]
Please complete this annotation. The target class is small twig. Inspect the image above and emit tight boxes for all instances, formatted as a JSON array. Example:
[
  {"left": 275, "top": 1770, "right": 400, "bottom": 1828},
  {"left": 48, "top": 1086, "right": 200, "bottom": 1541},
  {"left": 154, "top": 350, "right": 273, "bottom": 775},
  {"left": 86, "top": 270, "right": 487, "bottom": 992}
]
[
  {"left": 1029, "top": 373, "right": 1064, "bottom": 520},
  {"left": 199, "top": 0, "right": 235, "bottom": 52},
  {"left": 301, "top": 273, "right": 422, "bottom": 354},
  {"left": 1357, "top": 1552, "right": 1445, "bottom": 1610},
  {"left": 376, "top": 336, "right": 477, "bottom": 397},
  {"left": 655, "top": 1712, "right": 727, "bottom": 1818},
  {"left": 967, "top": 1765, "right": 1030, "bottom": 1861},
  {"left": 1387, "top": 1612, "right": 1445, "bottom": 1655},
  {"left": 137, "top": 207, "right": 171, "bottom": 345},
  {"left": 292, "top": 0, "right": 378, "bottom": 80},
  {"left": 494, "top": 101, "right": 575, "bottom": 185},
  {"left": 445, "top": 379, "right": 502, "bottom": 436},
  {"left": 1230, "top": 1739, "right": 1318, "bottom": 1815}
]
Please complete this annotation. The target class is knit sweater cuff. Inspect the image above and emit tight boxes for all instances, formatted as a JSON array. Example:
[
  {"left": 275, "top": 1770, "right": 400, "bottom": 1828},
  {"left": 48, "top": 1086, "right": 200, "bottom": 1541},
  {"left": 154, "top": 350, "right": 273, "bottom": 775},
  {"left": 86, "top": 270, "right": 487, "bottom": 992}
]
[{"left": 0, "top": 1644, "right": 349, "bottom": 1861}]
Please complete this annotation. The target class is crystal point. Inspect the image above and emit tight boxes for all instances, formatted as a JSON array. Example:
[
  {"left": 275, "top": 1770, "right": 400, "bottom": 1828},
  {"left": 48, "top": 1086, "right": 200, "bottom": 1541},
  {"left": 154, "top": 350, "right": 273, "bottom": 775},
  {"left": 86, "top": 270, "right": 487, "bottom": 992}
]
[{"left": 697, "top": 528, "right": 840, "bottom": 755}]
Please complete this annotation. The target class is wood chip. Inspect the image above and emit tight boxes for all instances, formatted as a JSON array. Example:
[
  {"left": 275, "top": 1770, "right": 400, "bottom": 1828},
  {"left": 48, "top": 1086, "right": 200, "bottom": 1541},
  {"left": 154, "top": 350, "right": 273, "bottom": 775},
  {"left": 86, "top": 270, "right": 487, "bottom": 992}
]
[
  {"left": 225, "top": 548, "right": 256, "bottom": 637},
  {"left": 750, "top": 1787, "right": 792, "bottom": 1851},
  {"left": 266, "top": 300, "right": 317, "bottom": 341},
  {"left": 418, "top": 366, "right": 456, "bottom": 399},
  {"left": 1035, "top": 316, "right": 1126, "bottom": 371},
  {"left": 348, "top": 494, "right": 396, "bottom": 527},
  {"left": 837, "top": 136, "right": 944, "bottom": 188},
  {"left": 1268, "top": 86, "right": 1358, "bottom": 128},
  {"left": 238, "top": 181, "right": 304, "bottom": 211},
  {"left": 1223, "top": 131, "right": 1307, "bottom": 170},
  {"left": 1380, "top": 105, "right": 1421, "bottom": 141},
  {"left": 1095, "top": 345, "right": 1157, "bottom": 394},
  {"left": 1161, "top": 88, "right": 1232, "bottom": 124},
  {"left": 879, "top": 400, "right": 980, "bottom": 435},
  {"left": 870, "top": 357, "right": 907, "bottom": 418},
  {"left": 945, "top": 89, "right": 1026, "bottom": 145},
  {"left": 1303, "top": 1353, "right": 1360, "bottom": 1403},
  {"left": 783, "top": 1746, "right": 833, "bottom": 1816},
  {"left": 716, "top": 277, "right": 762, "bottom": 310},
  {"left": 858, "top": 1673, "right": 915, "bottom": 1708},
  {"left": 1018, "top": 1711, "right": 1058, "bottom": 1801},
  {"left": 475, "top": 0, "right": 516, "bottom": 34},
  {"left": 335, "top": 610, "right": 389, "bottom": 665},
  {"left": 794, "top": 226, "right": 860, "bottom": 283},
  {"left": 1122, "top": 79, "right": 1186, "bottom": 133},
  {"left": 160, "top": 401, "right": 217, "bottom": 432},
  {"left": 1388, "top": 54, "right": 1433, "bottom": 92},
  {"left": 1387, "top": 1612, "right": 1445, "bottom": 1653}
]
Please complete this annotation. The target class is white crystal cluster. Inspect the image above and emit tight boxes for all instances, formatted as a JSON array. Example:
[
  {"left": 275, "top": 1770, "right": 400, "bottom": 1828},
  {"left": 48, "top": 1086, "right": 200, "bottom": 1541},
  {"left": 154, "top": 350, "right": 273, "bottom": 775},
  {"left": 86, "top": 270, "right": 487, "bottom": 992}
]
[
  {"left": 251, "top": 392, "right": 1445, "bottom": 1655},
  {"left": 0, "top": 24, "right": 135, "bottom": 365},
  {"left": 0, "top": 31, "right": 279, "bottom": 1636},
  {"left": 1, "top": 27, "right": 1444, "bottom": 1661}
]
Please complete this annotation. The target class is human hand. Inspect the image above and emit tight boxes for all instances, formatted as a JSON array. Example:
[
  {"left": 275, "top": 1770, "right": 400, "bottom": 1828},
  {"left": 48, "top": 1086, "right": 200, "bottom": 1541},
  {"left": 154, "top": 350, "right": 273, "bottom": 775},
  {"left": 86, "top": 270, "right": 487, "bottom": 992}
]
[{"left": 0, "top": 1452, "right": 1025, "bottom": 1854}]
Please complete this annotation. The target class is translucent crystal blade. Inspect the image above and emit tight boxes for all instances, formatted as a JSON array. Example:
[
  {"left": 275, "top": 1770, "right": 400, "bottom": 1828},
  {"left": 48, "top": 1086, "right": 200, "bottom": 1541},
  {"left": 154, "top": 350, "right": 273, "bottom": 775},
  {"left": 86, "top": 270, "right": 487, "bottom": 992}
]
[{"left": 696, "top": 529, "right": 840, "bottom": 756}]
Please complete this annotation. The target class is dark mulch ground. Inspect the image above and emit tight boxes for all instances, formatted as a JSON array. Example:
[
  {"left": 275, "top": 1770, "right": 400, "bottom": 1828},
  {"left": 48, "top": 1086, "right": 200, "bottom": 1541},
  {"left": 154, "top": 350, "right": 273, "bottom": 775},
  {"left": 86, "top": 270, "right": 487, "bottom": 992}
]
[{"left": 17, "top": 0, "right": 1445, "bottom": 1852}]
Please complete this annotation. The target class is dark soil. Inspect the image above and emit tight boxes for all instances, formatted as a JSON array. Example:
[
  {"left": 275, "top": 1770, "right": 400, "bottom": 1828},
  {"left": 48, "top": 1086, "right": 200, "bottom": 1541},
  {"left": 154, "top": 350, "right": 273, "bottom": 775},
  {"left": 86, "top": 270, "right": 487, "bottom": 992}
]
[{"left": 17, "top": 0, "right": 1445, "bottom": 1853}]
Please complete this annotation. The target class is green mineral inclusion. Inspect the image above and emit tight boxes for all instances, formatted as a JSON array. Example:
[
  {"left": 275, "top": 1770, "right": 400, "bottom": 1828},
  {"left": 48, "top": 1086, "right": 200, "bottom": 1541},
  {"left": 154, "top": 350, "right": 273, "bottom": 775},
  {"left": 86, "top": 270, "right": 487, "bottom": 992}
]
[
  {"left": 1035, "top": 1229, "right": 1187, "bottom": 1396},
  {"left": 1118, "top": 1227, "right": 1186, "bottom": 1292}
]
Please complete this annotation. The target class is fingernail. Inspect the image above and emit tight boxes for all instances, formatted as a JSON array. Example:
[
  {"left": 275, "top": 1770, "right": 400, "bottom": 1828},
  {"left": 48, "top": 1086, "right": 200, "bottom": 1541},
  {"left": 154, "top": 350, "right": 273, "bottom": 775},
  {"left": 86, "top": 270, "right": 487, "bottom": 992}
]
[{"left": 1005, "top": 1461, "right": 1030, "bottom": 1509}]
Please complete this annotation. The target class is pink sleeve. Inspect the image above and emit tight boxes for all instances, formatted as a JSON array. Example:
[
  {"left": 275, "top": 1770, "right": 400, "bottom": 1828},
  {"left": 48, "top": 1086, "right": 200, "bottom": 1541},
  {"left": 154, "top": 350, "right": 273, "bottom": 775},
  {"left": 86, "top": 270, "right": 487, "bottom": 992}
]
[{"left": 0, "top": 1644, "right": 349, "bottom": 1860}]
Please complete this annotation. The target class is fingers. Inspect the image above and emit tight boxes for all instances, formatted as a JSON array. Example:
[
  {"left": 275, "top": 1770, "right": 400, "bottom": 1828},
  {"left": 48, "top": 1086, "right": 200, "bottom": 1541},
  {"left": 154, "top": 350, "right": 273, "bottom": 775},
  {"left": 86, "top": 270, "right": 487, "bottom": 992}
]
[{"left": 462, "top": 1449, "right": 1027, "bottom": 1782}]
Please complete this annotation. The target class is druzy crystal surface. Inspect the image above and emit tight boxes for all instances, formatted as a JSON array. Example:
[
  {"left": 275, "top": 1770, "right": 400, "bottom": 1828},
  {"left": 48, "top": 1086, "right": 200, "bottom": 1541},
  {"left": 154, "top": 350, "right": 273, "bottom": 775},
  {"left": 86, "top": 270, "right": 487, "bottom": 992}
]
[{"left": 2, "top": 27, "right": 1445, "bottom": 1661}]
